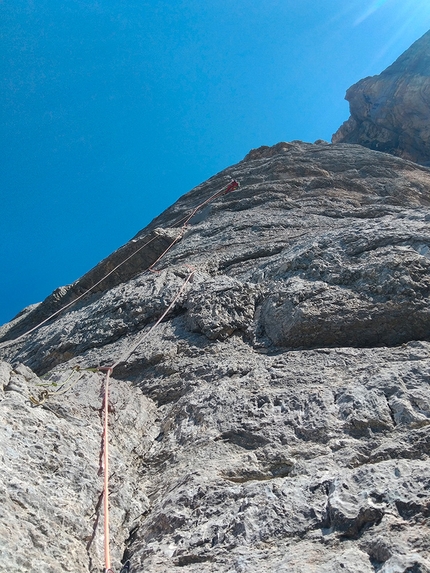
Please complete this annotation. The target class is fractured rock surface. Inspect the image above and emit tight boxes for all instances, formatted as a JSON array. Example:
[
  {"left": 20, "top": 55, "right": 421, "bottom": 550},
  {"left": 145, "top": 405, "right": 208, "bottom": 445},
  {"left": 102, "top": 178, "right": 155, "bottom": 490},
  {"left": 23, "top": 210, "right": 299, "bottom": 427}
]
[
  {"left": 1, "top": 141, "right": 430, "bottom": 572},
  {"left": 333, "top": 30, "right": 430, "bottom": 166}
]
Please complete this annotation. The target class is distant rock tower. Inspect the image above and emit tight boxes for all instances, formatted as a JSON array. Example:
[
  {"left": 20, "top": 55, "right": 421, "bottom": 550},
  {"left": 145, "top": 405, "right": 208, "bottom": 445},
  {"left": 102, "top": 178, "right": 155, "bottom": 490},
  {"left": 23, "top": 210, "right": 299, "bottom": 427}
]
[{"left": 332, "top": 30, "right": 430, "bottom": 166}]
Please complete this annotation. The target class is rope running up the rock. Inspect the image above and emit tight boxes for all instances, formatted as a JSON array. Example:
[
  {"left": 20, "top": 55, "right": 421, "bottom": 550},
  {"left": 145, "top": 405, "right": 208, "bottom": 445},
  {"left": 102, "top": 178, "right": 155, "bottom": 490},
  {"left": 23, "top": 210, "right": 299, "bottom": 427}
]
[
  {"left": 101, "top": 269, "right": 194, "bottom": 572},
  {"left": 96, "top": 180, "right": 238, "bottom": 572},
  {"left": 5, "top": 179, "right": 238, "bottom": 573}
]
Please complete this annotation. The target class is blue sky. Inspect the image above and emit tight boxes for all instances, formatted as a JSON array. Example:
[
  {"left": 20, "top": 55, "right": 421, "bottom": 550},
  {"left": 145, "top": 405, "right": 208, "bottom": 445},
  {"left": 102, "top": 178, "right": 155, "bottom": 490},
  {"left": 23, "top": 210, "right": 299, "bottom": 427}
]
[{"left": 1, "top": 0, "right": 430, "bottom": 325}]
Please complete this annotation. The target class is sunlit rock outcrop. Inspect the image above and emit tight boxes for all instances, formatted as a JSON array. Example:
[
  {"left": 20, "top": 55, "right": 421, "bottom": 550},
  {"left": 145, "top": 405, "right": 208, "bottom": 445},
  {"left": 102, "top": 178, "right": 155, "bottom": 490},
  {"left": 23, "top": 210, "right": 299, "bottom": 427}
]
[{"left": 333, "top": 30, "right": 430, "bottom": 166}]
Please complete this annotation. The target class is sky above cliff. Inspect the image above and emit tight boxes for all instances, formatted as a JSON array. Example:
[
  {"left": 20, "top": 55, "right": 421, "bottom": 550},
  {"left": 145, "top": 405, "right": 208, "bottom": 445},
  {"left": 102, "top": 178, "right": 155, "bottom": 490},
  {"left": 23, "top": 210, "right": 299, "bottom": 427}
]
[{"left": 1, "top": 0, "right": 430, "bottom": 325}]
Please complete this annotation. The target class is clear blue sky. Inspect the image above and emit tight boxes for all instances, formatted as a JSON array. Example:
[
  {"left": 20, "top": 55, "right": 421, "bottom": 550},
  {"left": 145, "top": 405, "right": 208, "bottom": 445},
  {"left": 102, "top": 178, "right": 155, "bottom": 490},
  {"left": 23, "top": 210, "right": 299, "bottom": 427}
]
[{"left": 1, "top": 0, "right": 430, "bottom": 325}]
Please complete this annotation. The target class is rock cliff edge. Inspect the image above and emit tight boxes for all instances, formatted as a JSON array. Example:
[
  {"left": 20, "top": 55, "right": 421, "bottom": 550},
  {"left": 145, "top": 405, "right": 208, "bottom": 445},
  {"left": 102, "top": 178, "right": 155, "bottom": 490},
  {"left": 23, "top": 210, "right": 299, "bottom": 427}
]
[{"left": 1, "top": 36, "right": 430, "bottom": 573}]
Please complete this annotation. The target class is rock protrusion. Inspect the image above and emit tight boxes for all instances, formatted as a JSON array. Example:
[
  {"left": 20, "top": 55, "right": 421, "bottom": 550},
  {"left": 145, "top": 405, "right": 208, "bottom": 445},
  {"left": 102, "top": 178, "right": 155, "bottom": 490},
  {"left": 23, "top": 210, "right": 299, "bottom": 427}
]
[{"left": 333, "top": 30, "right": 430, "bottom": 166}]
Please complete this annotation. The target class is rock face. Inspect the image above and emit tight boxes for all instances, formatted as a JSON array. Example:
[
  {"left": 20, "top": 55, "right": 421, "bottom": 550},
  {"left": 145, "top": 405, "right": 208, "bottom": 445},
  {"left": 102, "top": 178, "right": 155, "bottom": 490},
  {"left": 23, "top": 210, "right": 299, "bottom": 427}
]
[
  {"left": 332, "top": 30, "right": 430, "bottom": 166},
  {"left": 1, "top": 140, "right": 430, "bottom": 573}
]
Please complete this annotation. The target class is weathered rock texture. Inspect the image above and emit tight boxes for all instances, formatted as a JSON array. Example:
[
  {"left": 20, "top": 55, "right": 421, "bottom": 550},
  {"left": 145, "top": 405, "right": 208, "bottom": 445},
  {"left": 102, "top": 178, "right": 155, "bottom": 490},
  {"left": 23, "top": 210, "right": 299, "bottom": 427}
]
[
  {"left": 1, "top": 140, "right": 430, "bottom": 573},
  {"left": 332, "top": 30, "right": 430, "bottom": 166}
]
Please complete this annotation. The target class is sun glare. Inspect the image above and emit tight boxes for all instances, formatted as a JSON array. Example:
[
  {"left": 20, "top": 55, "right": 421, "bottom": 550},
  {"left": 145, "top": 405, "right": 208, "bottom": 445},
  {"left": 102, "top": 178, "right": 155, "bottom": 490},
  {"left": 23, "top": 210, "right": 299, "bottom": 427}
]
[
  {"left": 351, "top": 0, "right": 430, "bottom": 70},
  {"left": 355, "top": 0, "right": 430, "bottom": 26},
  {"left": 355, "top": 0, "right": 392, "bottom": 25}
]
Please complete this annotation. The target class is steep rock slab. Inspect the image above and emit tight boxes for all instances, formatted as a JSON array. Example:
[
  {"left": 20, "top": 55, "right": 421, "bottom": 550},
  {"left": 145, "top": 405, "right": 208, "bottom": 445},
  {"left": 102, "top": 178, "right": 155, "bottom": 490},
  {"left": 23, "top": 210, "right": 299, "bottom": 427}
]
[
  {"left": 114, "top": 339, "right": 430, "bottom": 572},
  {"left": 2, "top": 142, "right": 430, "bottom": 372},
  {"left": 1, "top": 338, "right": 430, "bottom": 572},
  {"left": 0, "top": 142, "right": 430, "bottom": 572},
  {"left": 0, "top": 361, "right": 159, "bottom": 572},
  {"left": 332, "top": 30, "right": 430, "bottom": 166}
]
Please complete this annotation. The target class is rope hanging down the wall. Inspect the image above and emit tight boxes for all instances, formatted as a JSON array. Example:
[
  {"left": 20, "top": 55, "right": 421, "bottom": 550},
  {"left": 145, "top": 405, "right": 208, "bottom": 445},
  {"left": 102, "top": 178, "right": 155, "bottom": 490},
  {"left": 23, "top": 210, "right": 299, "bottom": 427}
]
[
  {"left": 100, "top": 269, "right": 195, "bottom": 572},
  {"left": 8, "top": 179, "right": 239, "bottom": 573}
]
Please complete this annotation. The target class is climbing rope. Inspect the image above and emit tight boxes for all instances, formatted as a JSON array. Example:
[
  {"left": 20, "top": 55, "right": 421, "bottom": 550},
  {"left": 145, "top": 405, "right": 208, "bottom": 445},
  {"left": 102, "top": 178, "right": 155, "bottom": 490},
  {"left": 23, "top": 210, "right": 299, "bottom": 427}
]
[
  {"left": 102, "top": 366, "right": 113, "bottom": 573},
  {"left": 5, "top": 179, "right": 239, "bottom": 573},
  {"left": 94, "top": 181, "right": 219, "bottom": 572},
  {"left": 0, "top": 234, "right": 159, "bottom": 350},
  {"left": 112, "top": 269, "right": 195, "bottom": 369},
  {"left": 100, "top": 269, "right": 194, "bottom": 572}
]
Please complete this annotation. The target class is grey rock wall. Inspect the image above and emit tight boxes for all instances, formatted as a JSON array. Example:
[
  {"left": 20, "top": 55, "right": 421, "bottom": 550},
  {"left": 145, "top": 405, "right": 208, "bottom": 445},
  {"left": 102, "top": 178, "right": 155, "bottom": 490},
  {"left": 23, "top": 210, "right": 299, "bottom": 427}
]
[{"left": 1, "top": 141, "right": 430, "bottom": 572}]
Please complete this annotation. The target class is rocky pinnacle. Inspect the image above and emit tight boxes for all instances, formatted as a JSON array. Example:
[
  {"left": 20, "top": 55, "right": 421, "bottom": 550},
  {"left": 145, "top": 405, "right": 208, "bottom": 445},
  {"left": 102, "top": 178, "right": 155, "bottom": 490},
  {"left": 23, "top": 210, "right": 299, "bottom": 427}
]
[{"left": 333, "top": 30, "right": 430, "bottom": 166}]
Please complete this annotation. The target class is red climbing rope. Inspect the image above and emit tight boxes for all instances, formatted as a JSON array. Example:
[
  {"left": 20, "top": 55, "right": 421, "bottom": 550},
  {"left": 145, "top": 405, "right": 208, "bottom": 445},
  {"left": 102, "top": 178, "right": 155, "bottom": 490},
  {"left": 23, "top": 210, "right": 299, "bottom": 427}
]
[
  {"left": 112, "top": 269, "right": 195, "bottom": 369},
  {"left": 0, "top": 234, "right": 159, "bottom": 348},
  {"left": 100, "top": 269, "right": 194, "bottom": 571},
  {"left": 148, "top": 183, "right": 238, "bottom": 271},
  {"left": 103, "top": 367, "right": 113, "bottom": 573},
  {"left": 170, "top": 179, "right": 239, "bottom": 229},
  {"left": 2, "top": 179, "right": 239, "bottom": 573}
]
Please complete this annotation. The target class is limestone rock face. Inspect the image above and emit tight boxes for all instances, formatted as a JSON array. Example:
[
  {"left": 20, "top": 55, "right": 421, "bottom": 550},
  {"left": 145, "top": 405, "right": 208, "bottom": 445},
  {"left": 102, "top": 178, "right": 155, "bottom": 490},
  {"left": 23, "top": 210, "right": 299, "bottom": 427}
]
[
  {"left": 1, "top": 141, "right": 430, "bottom": 573},
  {"left": 332, "top": 30, "right": 430, "bottom": 166}
]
